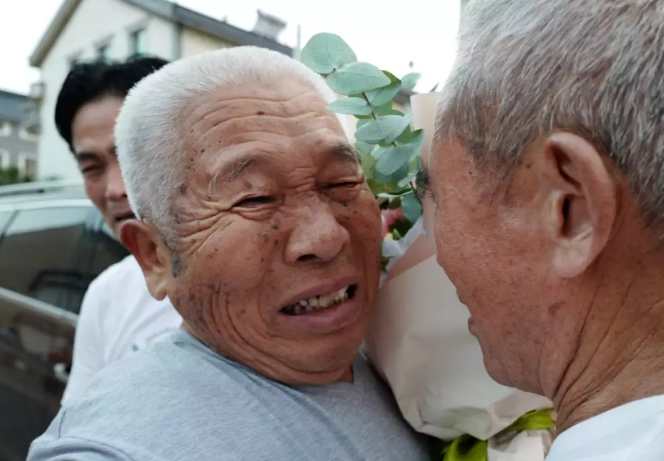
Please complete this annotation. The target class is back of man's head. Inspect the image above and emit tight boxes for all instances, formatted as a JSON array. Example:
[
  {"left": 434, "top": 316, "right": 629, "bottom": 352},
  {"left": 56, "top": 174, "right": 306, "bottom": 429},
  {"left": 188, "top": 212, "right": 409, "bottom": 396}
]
[
  {"left": 438, "top": 0, "right": 664, "bottom": 224},
  {"left": 55, "top": 55, "right": 168, "bottom": 152},
  {"left": 430, "top": 0, "right": 664, "bottom": 429}
]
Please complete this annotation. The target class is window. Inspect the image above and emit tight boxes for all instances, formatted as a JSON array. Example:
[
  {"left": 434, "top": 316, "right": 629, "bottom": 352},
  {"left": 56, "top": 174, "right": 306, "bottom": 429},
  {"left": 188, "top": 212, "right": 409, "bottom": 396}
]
[
  {"left": 0, "top": 149, "right": 10, "bottom": 169},
  {"left": 18, "top": 128, "right": 38, "bottom": 142},
  {"left": 0, "top": 205, "right": 126, "bottom": 314},
  {"left": 18, "top": 154, "right": 37, "bottom": 179},
  {"left": 0, "top": 121, "right": 11, "bottom": 137},
  {"left": 130, "top": 28, "right": 147, "bottom": 55}
]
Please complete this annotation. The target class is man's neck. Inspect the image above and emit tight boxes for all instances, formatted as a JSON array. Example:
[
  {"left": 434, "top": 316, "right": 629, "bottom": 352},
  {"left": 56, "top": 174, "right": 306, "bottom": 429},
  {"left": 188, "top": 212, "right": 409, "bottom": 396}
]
[
  {"left": 555, "top": 341, "right": 664, "bottom": 432},
  {"left": 552, "top": 264, "right": 664, "bottom": 432}
]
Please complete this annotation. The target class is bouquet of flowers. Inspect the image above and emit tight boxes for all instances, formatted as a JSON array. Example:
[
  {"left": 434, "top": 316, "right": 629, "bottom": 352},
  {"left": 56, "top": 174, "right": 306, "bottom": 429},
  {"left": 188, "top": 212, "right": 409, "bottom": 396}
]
[{"left": 302, "top": 34, "right": 555, "bottom": 461}]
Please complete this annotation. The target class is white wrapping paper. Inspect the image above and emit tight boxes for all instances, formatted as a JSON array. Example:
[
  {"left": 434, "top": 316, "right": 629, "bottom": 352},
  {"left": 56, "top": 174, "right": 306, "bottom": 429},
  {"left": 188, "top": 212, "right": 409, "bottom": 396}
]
[{"left": 364, "top": 92, "right": 553, "bottom": 460}]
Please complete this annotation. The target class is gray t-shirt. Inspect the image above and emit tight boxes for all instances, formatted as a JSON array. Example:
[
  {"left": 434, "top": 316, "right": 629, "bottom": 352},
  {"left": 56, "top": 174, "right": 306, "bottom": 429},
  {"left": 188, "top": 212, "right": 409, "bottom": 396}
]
[{"left": 29, "top": 330, "right": 430, "bottom": 461}]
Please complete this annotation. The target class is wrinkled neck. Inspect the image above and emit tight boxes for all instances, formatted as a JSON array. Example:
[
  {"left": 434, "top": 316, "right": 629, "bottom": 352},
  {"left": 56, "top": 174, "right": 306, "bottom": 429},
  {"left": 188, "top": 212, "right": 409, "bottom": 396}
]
[{"left": 553, "top": 262, "right": 664, "bottom": 432}]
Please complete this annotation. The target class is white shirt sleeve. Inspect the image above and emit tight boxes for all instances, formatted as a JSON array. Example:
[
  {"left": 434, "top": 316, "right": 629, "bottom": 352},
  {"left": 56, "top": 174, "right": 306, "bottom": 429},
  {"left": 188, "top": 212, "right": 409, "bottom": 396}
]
[{"left": 60, "top": 277, "right": 109, "bottom": 405}]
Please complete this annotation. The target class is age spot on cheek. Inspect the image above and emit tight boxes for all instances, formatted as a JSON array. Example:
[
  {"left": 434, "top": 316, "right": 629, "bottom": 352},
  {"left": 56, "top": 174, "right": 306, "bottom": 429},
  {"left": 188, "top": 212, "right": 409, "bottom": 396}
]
[{"left": 261, "top": 234, "right": 269, "bottom": 243}]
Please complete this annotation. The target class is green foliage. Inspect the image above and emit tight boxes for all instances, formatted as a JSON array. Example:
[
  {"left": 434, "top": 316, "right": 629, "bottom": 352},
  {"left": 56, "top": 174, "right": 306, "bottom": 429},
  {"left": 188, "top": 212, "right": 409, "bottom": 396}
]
[
  {"left": 326, "top": 62, "right": 391, "bottom": 95},
  {"left": 302, "top": 33, "right": 426, "bottom": 234},
  {"left": 326, "top": 98, "right": 372, "bottom": 116},
  {"left": 0, "top": 166, "right": 33, "bottom": 186},
  {"left": 300, "top": 33, "right": 357, "bottom": 74},
  {"left": 401, "top": 72, "right": 422, "bottom": 90}
]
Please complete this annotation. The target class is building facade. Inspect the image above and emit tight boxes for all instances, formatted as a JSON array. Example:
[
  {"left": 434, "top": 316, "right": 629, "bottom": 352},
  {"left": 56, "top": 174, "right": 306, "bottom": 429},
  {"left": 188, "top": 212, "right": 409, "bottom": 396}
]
[
  {"left": 0, "top": 90, "right": 39, "bottom": 179},
  {"left": 28, "top": 0, "right": 291, "bottom": 180}
]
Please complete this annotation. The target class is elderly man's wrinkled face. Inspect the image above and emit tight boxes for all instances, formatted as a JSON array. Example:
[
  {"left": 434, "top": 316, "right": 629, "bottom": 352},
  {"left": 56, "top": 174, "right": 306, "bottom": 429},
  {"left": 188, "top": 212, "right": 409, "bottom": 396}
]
[
  {"left": 149, "top": 82, "right": 381, "bottom": 385},
  {"left": 428, "top": 134, "right": 618, "bottom": 394}
]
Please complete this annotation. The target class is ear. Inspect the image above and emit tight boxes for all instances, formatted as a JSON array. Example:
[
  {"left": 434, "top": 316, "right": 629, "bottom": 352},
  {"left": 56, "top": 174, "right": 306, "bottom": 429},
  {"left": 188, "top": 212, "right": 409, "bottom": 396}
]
[
  {"left": 120, "top": 220, "right": 172, "bottom": 300},
  {"left": 539, "top": 132, "right": 617, "bottom": 278}
]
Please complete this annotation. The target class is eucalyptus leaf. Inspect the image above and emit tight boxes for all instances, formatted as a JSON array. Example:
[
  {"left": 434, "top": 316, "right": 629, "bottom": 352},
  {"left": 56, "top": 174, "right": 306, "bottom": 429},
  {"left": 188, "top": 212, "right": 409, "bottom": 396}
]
[
  {"left": 362, "top": 153, "right": 377, "bottom": 180},
  {"left": 355, "top": 141, "right": 373, "bottom": 159},
  {"left": 377, "top": 189, "right": 414, "bottom": 199},
  {"left": 374, "top": 102, "right": 395, "bottom": 116},
  {"left": 326, "top": 98, "right": 372, "bottom": 116},
  {"left": 396, "top": 125, "right": 413, "bottom": 144},
  {"left": 368, "top": 178, "right": 387, "bottom": 196},
  {"left": 379, "top": 142, "right": 422, "bottom": 173},
  {"left": 356, "top": 119, "right": 371, "bottom": 131},
  {"left": 401, "top": 72, "right": 422, "bottom": 90},
  {"left": 365, "top": 71, "right": 401, "bottom": 106},
  {"left": 374, "top": 163, "right": 409, "bottom": 185},
  {"left": 401, "top": 192, "right": 423, "bottom": 223},
  {"left": 374, "top": 144, "right": 413, "bottom": 176},
  {"left": 404, "top": 129, "right": 426, "bottom": 161},
  {"left": 397, "top": 171, "right": 416, "bottom": 189},
  {"left": 326, "top": 62, "right": 391, "bottom": 95},
  {"left": 301, "top": 33, "right": 357, "bottom": 74},
  {"left": 378, "top": 109, "right": 405, "bottom": 118},
  {"left": 356, "top": 114, "right": 412, "bottom": 144}
]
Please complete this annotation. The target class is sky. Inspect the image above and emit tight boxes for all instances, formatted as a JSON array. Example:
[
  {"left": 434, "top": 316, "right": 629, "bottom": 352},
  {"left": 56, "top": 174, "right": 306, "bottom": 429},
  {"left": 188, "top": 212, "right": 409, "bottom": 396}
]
[{"left": 0, "top": 0, "right": 460, "bottom": 95}]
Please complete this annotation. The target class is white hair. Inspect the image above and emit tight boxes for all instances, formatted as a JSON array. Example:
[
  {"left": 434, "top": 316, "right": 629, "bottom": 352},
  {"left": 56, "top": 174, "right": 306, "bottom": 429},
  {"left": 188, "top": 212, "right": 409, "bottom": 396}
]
[
  {"left": 115, "top": 46, "right": 339, "bottom": 240},
  {"left": 437, "top": 0, "right": 664, "bottom": 225}
]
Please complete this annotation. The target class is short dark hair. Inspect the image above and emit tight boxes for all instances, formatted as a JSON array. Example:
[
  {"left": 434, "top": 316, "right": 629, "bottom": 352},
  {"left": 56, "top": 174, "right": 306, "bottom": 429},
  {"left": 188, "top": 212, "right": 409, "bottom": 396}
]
[{"left": 54, "top": 55, "right": 168, "bottom": 152}]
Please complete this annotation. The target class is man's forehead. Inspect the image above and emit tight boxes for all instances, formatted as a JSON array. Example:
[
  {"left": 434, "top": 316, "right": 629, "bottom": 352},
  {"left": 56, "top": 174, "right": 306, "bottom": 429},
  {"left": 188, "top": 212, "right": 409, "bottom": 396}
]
[{"left": 185, "top": 84, "right": 328, "bottom": 130}]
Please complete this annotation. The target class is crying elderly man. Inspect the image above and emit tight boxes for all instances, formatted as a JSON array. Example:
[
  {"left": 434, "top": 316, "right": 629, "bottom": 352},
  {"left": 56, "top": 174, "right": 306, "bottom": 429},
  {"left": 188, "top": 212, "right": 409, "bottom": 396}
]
[{"left": 28, "top": 47, "right": 429, "bottom": 461}]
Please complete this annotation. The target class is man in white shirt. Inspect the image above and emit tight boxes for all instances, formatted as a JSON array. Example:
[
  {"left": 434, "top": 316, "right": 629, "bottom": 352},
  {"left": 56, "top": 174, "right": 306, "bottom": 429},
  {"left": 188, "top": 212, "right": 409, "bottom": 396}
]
[
  {"left": 424, "top": 0, "right": 664, "bottom": 459},
  {"left": 54, "top": 57, "right": 182, "bottom": 403}
]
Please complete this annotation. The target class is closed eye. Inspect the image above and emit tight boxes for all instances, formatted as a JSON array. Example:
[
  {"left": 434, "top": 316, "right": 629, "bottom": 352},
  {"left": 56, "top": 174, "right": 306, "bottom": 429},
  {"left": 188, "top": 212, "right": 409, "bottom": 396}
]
[
  {"left": 233, "top": 196, "right": 275, "bottom": 208},
  {"left": 81, "top": 164, "right": 103, "bottom": 175},
  {"left": 325, "top": 181, "right": 361, "bottom": 189}
]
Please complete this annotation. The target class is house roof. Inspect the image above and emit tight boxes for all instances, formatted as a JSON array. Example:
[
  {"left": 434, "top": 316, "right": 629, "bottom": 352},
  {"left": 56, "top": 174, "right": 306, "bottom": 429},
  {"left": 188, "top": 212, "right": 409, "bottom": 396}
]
[
  {"left": 0, "top": 90, "right": 28, "bottom": 123},
  {"left": 29, "top": 0, "right": 292, "bottom": 67}
]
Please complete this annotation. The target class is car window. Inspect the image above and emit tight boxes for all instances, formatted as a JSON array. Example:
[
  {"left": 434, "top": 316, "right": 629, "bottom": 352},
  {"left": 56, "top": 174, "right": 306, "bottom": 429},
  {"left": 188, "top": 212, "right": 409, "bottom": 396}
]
[
  {"left": 0, "top": 205, "right": 126, "bottom": 314},
  {"left": 0, "top": 210, "right": 14, "bottom": 236}
]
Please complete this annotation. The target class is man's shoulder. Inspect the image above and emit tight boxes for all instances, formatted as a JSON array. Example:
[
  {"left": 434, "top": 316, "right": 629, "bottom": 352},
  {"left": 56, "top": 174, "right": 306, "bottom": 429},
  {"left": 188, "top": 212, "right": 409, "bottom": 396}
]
[
  {"left": 62, "top": 335, "right": 261, "bottom": 423},
  {"left": 88, "top": 255, "right": 144, "bottom": 293},
  {"left": 45, "top": 342, "right": 281, "bottom": 459}
]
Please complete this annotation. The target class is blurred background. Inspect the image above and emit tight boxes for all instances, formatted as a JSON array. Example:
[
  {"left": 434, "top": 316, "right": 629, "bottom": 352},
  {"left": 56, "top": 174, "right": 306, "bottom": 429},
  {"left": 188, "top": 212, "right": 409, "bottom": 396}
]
[
  {"left": 0, "top": 0, "right": 463, "bottom": 183},
  {"left": 0, "top": 1, "right": 465, "bottom": 460}
]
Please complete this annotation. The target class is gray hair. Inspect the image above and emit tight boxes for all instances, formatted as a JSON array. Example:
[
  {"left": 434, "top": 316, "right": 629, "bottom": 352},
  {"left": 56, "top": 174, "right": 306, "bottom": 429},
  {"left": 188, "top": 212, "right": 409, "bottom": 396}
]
[
  {"left": 437, "top": 0, "right": 664, "bottom": 224},
  {"left": 115, "top": 46, "right": 338, "bottom": 241}
]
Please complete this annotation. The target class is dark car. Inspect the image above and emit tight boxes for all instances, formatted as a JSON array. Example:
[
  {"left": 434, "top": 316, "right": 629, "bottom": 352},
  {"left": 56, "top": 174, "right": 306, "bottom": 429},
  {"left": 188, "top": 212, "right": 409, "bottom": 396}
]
[{"left": 0, "top": 180, "right": 128, "bottom": 461}]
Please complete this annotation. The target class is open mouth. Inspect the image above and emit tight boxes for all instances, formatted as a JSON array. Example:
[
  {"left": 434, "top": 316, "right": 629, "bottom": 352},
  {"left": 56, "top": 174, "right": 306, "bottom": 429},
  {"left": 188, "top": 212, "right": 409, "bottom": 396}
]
[
  {"left": 281, "top": 285, "right": 357, "bottom": 316},
  {"left": 114, "top": 212, "right": 135, "bottom": 223}
]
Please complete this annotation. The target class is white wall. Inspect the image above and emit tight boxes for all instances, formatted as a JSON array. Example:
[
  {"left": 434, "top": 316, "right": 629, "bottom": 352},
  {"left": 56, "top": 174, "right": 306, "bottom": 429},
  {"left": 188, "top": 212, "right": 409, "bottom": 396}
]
[
  {"left": 36, "top": 0, "right": 176, "bottom": 180},
  {"left": 180, "top": 27, "right": 235, "bottom": 58}
]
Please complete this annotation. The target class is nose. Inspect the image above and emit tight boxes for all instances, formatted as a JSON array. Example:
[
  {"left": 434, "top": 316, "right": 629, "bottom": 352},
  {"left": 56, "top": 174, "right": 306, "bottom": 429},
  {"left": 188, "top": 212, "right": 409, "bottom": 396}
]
[
  {"left": 105, "top": 163, "right": 127, "bottom": 202},
  {"left": 285, "top": 200, "right": 350, "bottom": 264}
]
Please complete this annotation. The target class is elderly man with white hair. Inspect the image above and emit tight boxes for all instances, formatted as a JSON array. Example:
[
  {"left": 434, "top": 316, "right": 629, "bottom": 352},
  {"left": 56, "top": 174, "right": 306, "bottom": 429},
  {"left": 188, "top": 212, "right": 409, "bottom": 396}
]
[
  {"left": 424, "top": 0, "right": 664, "bottom": 459},
  {"left": 27, "top": 47, "right": 430, "bottom": 461}
]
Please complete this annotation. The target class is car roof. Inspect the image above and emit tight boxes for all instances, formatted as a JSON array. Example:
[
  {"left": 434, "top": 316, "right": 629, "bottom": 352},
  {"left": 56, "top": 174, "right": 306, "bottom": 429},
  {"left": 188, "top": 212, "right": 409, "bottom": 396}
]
[{"left": 0, "top": 180, "right": 91, "bottom": 210}]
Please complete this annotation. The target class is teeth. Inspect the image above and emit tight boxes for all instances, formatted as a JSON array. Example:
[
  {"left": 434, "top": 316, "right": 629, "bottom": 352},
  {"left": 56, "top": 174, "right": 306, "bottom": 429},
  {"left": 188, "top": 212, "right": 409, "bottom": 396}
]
[{"left": 283, "top": 285, "right": 351, "bottom": 315}]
